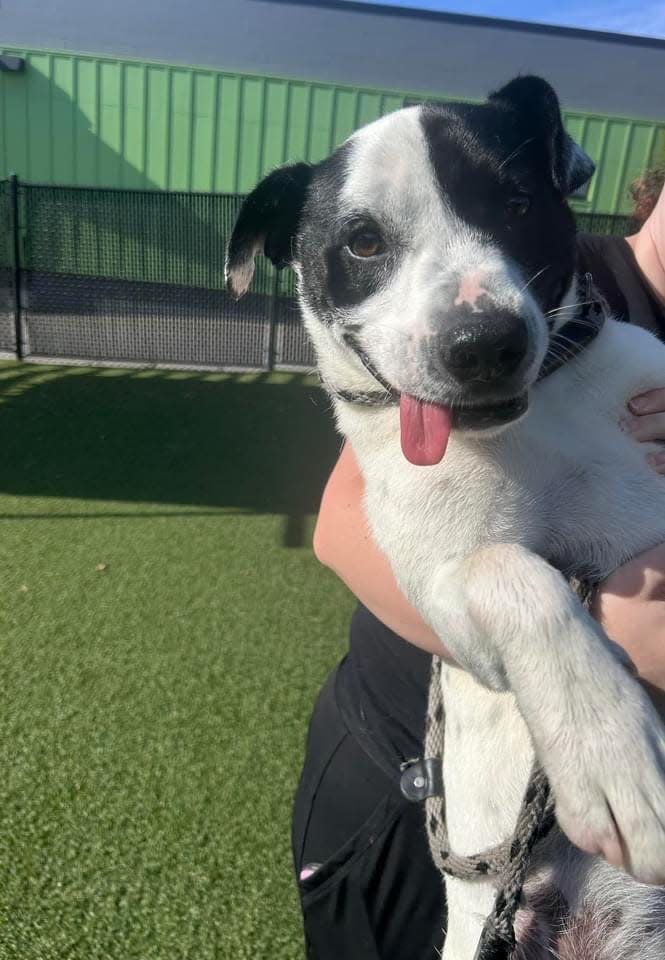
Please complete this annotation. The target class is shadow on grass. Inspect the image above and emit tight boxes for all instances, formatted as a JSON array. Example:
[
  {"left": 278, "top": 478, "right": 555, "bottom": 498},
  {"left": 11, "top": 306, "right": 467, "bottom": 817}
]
[{"left": 0, "top": 364, "right": 342, "bottom": 545}]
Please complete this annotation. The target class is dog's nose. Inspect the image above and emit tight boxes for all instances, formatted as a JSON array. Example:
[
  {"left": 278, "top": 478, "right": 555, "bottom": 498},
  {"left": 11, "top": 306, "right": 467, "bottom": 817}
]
[{"left": 441, "top": 313, "right": 529, "bottom": 383}]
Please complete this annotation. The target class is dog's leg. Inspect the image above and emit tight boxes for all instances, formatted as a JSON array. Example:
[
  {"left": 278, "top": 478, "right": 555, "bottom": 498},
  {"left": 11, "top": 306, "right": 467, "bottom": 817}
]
[
  {"left": 420, "top": 543, "right": 665, "bottom": 891},
  {"left": 439, "top": 667, "right": 537, "bottom": 958}
]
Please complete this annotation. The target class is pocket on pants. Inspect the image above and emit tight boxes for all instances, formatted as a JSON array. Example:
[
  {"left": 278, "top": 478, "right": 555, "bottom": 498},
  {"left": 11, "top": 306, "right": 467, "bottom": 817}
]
[{"left": 299, "top": 793, "right": 403, "bottom": 960}]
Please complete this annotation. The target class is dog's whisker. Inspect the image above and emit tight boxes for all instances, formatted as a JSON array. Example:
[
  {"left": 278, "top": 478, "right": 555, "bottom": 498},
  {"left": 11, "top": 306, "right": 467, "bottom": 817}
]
[
  {"left": 549, "top": 332, "right": 582, "bottom": 348},
  {"left": 567, "top": 320, "right": 607, "bottom": 332},
  {"left": 548, "top": 338, "right": 588, "bottom": 362},
  {"left": 553, "top": 328, "right": 598, "bottom": 344},
  {"left": 547, "top": 298, "right": 596, "bottom": 310},
  {"left": 546, "top": 300, "right": 596, "bottom": 316},
  {"left": 520, "top": 265, "right": 550, "bottom": 295},
  {"left": 549, "top": 319, "right": 605, "bottom": 335},
  {"left": 497, "top": 136, "right": 535, "bottom": 171},
  {"left": 544, "top": 350, "right": 575, "bottom": 368},
  {"left": 545, "top": 333, "right": 581, "bottom": 354},
  {"left": 546, "top": 307, "right": 595, "bottom": 318}
]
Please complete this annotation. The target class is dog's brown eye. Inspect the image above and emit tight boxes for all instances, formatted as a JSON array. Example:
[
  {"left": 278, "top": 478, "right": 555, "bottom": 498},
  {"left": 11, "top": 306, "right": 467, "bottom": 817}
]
[
  {"left": 506, "top": 194, "right": 531, "bottom": 217},
  {"left": 348, "top": 230, "right": 383, "bottom": 258}
]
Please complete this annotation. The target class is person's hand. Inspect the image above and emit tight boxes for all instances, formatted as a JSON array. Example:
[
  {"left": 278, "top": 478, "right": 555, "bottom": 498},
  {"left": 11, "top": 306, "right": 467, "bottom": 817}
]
[
  {"left": 622, "top": 388, "right": 665, "bottom": 471},
  {"left": 621, "top": 387, "right": 665, "bottom": 464},
  {"left": 594, "top": 542, "right": 665, "bottom": 719},
  {"left": 596, "top": 387, "right": 665, "bottom": 714}
]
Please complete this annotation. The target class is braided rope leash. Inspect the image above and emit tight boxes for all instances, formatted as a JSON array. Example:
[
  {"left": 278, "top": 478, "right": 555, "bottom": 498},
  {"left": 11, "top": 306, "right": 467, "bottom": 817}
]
[
  {"left": 424, "top": 657, "right": 556, "bottom": 960},
  {"left": 423, "top": 577, "right": 601, "bottom": 957}
]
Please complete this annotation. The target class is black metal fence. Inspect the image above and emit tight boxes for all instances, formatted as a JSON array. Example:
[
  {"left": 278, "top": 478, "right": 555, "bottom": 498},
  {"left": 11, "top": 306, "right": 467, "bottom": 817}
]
[
  {"left": 0, "top": 178, "right": 312, "bottom": 370},
  {"left": 0, "top": 177, "right": 633, "bottom": 371}
]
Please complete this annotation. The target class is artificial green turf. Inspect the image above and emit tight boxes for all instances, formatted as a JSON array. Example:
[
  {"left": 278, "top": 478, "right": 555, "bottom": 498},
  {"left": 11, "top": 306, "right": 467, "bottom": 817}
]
[{"left": 0, "top": 361, "right": 354, "bottom": 960}]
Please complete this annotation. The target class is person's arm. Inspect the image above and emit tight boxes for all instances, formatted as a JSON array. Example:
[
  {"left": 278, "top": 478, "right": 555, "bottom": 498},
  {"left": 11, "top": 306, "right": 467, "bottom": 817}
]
[
  {"left": 626, "top": 183, "right": 665, "bottom": 305},
  {"left": 314, "top": 436, "right": 665, "bottom": 701},
  {"left": 594, "top": 541, "right": 665, "bottom": 714},
  {"left": 613, "top": 183, "right": 665, "bottom": 704},
  {"left": 313, "top": 443, "right": 447, "bottom": 656},
  {"left": 314, "top": 428, "right": 665, "bottom": 677}
]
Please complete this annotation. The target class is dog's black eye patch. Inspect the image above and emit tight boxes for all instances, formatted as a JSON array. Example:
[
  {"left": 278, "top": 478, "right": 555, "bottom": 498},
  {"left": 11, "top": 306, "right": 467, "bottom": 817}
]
[
  {"left": 324, "top": 241, "right": 394, "bottom": 309},
  {"left": 307, "top": 215, "right": 399, "bottom": 311}
]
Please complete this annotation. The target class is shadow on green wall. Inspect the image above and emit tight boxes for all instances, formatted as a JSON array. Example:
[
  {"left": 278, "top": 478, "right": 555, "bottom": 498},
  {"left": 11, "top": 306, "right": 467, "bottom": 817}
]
[{"left": 3, "top": 64, "right": 256, "bottom": 292}]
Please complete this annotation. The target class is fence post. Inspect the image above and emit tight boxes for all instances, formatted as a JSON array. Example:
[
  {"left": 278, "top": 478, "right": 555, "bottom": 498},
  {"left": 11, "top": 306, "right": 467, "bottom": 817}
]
[
  {"left": 266, "top": 269, "right": 280, "bottom": 371},
  {"left": 9, "top": 174, "right": 23, "bottom": 360}
]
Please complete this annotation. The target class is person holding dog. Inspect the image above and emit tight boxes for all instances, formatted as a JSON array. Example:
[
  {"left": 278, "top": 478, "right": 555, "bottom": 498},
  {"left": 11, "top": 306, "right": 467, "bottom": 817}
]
[{"left": 293, "top": 178, "right": 665, "bottom": 960}]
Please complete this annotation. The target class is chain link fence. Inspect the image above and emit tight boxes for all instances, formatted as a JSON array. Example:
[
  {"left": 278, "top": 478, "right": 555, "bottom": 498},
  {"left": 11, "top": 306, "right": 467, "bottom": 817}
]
[
  {"left": 0, "top": 179, "right": 17, "bottom": 355},
  {"left": 0, "top": 178, "right": 633, "bottom": 370}
]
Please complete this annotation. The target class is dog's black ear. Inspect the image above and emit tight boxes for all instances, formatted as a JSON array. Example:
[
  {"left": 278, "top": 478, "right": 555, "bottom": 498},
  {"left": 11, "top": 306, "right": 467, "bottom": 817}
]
[
  {"left": 489, "top": 76, "right": 595, "bottom": 196},
  {"left": 225, "top": 162, "right": 313, "bottom": 300}
]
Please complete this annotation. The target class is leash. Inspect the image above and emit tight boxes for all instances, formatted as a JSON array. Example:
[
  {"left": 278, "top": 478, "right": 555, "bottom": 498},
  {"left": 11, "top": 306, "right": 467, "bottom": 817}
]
[
  {"left": 322, "top": 275, "right": 605, "bottom": 958},
  {"left": 420, "top": 571, "right": 598, "bottom": 959},
  {"left": 416, "top": 571, "right": 597, "bottom": 960},
  {"left": 421, "top": 658, "right": 556, "bottom": 960}
]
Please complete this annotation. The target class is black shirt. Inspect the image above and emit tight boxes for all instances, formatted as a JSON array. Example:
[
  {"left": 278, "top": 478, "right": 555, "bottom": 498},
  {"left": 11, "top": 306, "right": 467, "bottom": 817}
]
[{"left": 336, "top": 233, "right": 665, "bottom": 776}]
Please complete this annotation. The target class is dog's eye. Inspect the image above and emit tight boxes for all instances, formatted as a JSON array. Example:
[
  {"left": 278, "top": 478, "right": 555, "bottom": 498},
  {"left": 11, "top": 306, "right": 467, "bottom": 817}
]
[
  {"left": 506, "top": 194, "right": 531, "bottom": 217},
  {"left": 347, "top": 230, "right": 384, "bottom": 258}
]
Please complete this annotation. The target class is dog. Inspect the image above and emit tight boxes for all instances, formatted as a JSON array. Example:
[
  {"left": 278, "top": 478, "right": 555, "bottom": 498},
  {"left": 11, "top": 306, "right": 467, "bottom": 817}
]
[{"left": 226, "top": 76, "right": 665, "bottom": 959}]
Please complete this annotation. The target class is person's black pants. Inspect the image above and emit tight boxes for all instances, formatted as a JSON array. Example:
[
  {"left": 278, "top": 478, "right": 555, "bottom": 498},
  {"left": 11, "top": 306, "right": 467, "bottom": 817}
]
[{"left": 292, "top": 666, "right": 445, "bottom": 959}]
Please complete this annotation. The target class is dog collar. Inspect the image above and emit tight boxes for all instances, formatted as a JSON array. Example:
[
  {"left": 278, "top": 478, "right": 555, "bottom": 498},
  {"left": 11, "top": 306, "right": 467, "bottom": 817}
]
[
  {"left": 323, "top": 273, "right": 605, "bottom": 407},
  {"left": 537, "top": 273, "right": 606, "bottom": 381},
  {"left": 321, "top": 331, "right": 399, "bottom": 406}
]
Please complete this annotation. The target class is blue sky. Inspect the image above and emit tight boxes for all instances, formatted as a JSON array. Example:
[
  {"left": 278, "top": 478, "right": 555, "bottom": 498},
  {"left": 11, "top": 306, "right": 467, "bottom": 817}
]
[{"left": 349, "top": 0, "right": 665, "bottom": 38}]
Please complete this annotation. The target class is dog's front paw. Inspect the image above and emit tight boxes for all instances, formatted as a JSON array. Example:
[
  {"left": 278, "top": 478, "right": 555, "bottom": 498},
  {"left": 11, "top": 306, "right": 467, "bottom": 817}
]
[{"left": 541, "top": 667, "right": 665, "bottom": 885}]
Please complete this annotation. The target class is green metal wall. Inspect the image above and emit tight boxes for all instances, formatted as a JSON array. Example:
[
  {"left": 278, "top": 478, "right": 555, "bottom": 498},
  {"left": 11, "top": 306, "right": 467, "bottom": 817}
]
[{"left": 1, "top": 46, "right": 664, "bottom": 214}]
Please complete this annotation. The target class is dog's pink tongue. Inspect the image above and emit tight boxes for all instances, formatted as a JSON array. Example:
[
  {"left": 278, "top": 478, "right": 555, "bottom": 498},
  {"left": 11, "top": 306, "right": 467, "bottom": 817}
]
[{"left": 399, "top": 395, "right": 453, "bottom": 465}]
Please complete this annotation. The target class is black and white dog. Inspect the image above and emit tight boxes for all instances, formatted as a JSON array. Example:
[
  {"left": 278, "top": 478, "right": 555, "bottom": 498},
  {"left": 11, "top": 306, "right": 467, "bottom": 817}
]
[{"left": 227, "top": 77, "right": 665, "bottom": 958}]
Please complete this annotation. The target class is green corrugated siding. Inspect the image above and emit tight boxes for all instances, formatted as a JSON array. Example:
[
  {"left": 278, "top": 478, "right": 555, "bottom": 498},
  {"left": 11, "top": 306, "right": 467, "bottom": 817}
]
[{"left": 1, "top": 46, "right": 664, "bottom": 214}]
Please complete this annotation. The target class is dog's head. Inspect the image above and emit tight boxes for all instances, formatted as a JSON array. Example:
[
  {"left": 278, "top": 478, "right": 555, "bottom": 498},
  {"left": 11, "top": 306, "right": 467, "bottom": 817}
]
[{"left": 226, "top": 76, "right": 594, "bottom": 463}]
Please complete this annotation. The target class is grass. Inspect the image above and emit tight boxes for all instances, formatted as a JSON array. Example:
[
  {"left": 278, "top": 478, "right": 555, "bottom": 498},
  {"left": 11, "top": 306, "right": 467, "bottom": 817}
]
[{"left": 0, "top": 361, "right": 354, "bottom": 960}]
